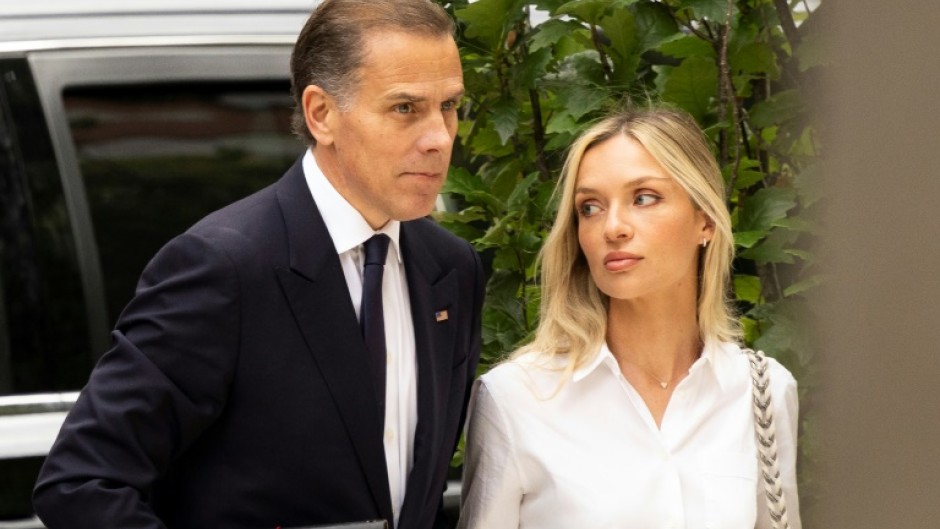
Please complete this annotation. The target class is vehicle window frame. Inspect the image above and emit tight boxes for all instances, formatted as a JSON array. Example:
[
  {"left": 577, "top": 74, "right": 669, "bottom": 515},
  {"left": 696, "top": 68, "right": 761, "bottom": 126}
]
[{"left": 27, "top": 45, "right": 294, "bottom": 357}]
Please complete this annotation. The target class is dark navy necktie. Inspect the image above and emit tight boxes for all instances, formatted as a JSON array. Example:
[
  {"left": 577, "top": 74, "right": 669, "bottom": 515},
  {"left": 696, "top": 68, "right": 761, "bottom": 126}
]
[{"left": 361, "top": 234, "right": 390, "bottom": 415}]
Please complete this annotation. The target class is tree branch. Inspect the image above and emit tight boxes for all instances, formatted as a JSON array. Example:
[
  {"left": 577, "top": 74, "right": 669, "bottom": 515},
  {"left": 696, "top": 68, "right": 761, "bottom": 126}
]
[
  {"left": 772, "top": 0, "right": 801, "bottom": 50},
  {"left": 719, "top": 0, "right": 743, "bottom": 201},
  {"left": 590, "top": 23, "right": 614, "bottom": 81},
  {"left": 662, "top": 3, "right": 715, "bottom": 43},
  {"left": 529, "top": 88, "right": 551, "bottom": 181}
]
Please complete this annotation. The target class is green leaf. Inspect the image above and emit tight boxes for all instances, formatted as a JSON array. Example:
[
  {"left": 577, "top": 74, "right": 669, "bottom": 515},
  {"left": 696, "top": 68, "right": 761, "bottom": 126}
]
[
  {"left": 477, "top": 212, "right": 519, "bottom": 249},
  {"left": 749, "top": 89, "right": 804, "bottom": 129},
  {"left": 680, "top": 0, "right": 734, "bottom": 23},
  {"left": 534, "top": 178, "right": 560, "bottom": 217},
  {"left": 558, "top": 84, "right": 608, "bottom": 120},
  {"left": 456, "top": 0, "right": 526, "bottom": 50},
  {"left": 633, "top": 0, "right": 679, "bottom": 52},
  {"left": 545, "top": 111, "right": 579, "bottom": 135},
  {"left": 737, "top": 187, "right": 797, "bottom": 233},
  {"left": 730, "top": 41, "right": 780, "bottom": 78},
  {"left": 790, "top": 125, "right": 819, "bottom": 157},
  {"left": 545, "top": 130, "right": 576, "bottom": 151},
  {"left": 515, "top": 47, "right": 553, "bottom": 90},
  {"left": 739, "top": 229, "right": 797, "bottom": 265},
  {"left": 784, "top": 248, "right": 815, "bottom": 264},
  {"left": 734, "top": 230, "right": 765, "bottom": 249},
  {"left": 598, "top": 7, "right": 637, "bottom": 61},
  {"left": 530, "top": 19, "right": 586, "bottom": 52},
  {"left": 484, "top": 270, "right": 525, "bottom": 319},
  {"left": 795, "top": 34, "right": 825, "bottom": 72},
  {"left": 661, "top": 55, "right": 718, "bottom": 121},
  {"left": 651, "top": 64, "right": 671, "bottom": 93},
  {"left": 793, "top": 162, "right": 823, "bottom": 207},
  {"left": 752, "top": 299, "right": 813, "bottom": 364},
  {"left": 599, "top": 8, "right": 640, "bottom": 81},
  {"left": 491, "top": 100, "right": 520, "bottom": 145},
  {"left": 734, "top": 274, "right": 762, "bottom": 304},
  {"left": 517, "top": 227, "right": 544, "bottom": 253},
  {"left": 557, "top": 49, "right": 608, "bottom": 85},
  {"left": 457, "top": 119, "right": 475, "bottom": 141},
  {"left": 486, "top": 157, "right": 525, "bottom": 199},
  {"left": 784, "top": 275, "right": 824, "bottom": 297},
  {"left": 772, "top": 216, "right": 816, "bottom": 234},
  {"left": 432, "top": 206, "right": 488, "bottom": 225},
  {"left": 444, "top": 165, "right": 505, "bottom": 212},
  {"left": 657, "top": 34, "right": 715, "bottom": 60},
  {"left": 507, "top": 171, "right": 540, "bottom": 209},
  {"left": 493, "top": 245, "right": 521, "bottom": 270},
  {"left": 740, "top": 316, "right": 759, "bottom": 344},
  {"left": 442, "top": 167, "right": 485, "bottom": 197},
  {"left": 524, "top": 284, "right": 542, "bottom": 329},
  {"left": 470, "top": 125, "right": 515, "bottom": 157},
  {"left": 556, "top": 0, "right": 612, "bottom": 25},
  {"left": 534, "top": 0, "right": 571, "bottom": 11},
  {"left": 723, "top": 158, "right": 765, "bottom": 190},
  {"left": 435, "top": 221, "right": 484, "bottom": 243}
]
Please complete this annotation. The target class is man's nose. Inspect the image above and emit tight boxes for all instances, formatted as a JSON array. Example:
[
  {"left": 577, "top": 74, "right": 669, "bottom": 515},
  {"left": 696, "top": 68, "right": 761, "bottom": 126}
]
[{"left": 416, "top": 111, "right": 455, "bottom": 154}]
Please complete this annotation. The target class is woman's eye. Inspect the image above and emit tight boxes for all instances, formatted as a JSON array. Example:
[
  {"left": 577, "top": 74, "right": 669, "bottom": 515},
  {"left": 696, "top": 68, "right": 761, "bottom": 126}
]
[
  {"left": 578, "top": 203, "right": 601, "bottom": 217},
  {"left": 394, "top": 103, "right": 416, "bottom": 114},
  {"left": 635, "top": 193, "right": 660, "bottom": 206}
]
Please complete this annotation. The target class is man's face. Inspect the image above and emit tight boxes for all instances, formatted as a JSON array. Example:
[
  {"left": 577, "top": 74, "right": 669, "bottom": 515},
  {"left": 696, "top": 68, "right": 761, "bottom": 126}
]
[{"left": 313, "top": 30, "right": 464, "bottom": 228}]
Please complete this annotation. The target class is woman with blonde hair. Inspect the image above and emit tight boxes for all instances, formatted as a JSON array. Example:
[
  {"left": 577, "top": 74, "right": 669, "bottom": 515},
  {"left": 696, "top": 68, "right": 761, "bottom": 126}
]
[{"left": 457, "top": 106, "right": 801, "bottom": 528}]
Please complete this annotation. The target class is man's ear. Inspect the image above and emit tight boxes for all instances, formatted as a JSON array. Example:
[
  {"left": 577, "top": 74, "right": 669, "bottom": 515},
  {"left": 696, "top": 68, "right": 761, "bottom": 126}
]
[{"left": 302, "top": 85, "right": 336, "bottom": 146}]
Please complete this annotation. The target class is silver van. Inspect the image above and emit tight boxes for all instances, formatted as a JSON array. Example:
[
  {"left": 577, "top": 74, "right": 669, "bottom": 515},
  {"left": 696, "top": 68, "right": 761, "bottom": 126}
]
[
  {"left": 0, "top": 3, "right": 464, "bottom": 524},
  {"left": 2, "top": 2, "right": 470, "bottom": 527}
]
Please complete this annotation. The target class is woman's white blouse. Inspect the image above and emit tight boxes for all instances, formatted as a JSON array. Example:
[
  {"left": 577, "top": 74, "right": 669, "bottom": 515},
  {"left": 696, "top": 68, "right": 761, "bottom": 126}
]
[{"left": 457, "top": 341, "right": 801, "bottom": 529}]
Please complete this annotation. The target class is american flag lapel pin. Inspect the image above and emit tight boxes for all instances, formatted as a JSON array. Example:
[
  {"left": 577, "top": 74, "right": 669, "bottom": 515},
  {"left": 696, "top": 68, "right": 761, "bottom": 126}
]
[{"left": 435, "top": 309, "right": 449, "bottom": 322}]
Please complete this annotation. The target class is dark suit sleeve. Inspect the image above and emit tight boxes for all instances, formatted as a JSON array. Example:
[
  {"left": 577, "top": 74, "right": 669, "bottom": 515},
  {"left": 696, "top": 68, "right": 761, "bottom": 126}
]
[{"left": 33, "top": 231, "right": 241, "bottom": 529}]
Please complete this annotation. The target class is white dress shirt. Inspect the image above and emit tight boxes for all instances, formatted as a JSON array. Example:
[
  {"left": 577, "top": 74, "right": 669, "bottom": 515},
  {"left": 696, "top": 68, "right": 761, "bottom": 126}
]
[
  {"left": 458, "top": 340, "right": 801, "bottom": 529},
  {"left": 303, "top": 151, "right": 418, "bottom": 527}
]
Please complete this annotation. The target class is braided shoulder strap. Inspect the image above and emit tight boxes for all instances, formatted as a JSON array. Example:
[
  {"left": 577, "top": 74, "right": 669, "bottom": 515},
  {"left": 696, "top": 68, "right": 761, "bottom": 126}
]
[{"left": 744, "top": 348, "right": 790, "bottom": 529}]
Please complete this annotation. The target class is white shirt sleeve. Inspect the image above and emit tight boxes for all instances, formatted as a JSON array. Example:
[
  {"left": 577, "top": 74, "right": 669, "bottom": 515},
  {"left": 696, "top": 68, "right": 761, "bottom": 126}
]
[
  {"left": 756, "top": 361, "right": 802, "bottom": 529},
  {"left": 457, "top": 378, "right": 524, "bottom": 529}
]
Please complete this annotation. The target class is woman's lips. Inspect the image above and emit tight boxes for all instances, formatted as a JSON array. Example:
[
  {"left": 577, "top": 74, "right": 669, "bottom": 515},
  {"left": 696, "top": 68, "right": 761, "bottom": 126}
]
[{"left": 604, "top": 251, "right": 642, "bottom": 271}]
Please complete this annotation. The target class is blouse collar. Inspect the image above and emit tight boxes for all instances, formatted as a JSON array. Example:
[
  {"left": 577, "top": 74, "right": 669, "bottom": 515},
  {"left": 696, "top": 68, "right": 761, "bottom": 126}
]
[{"left": 572, "top": 339, "right": 740, "bottom": 392}]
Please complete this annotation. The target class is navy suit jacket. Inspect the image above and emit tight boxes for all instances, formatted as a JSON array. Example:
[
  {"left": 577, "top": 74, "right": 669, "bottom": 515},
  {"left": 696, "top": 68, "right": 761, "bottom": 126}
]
[{"left": 33, "top": 158, "right": 484, "bottom": 529}]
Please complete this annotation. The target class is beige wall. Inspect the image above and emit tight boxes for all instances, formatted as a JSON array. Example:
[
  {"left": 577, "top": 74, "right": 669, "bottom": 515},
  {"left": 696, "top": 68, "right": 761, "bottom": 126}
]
[{"left": 816, "top": 1, "right": 940, "bottom": 526}]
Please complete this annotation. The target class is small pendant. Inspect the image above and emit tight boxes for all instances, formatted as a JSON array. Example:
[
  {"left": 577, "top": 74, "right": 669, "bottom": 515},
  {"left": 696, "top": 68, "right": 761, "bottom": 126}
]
[{"left": 659, "top": 381, "right": 668, "bottom": 389}]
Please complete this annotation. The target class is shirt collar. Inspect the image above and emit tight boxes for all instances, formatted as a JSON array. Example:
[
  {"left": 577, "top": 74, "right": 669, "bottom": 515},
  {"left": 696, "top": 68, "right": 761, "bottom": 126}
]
[
  {"left": 303, "top": 149, "right": 402, "bottom": 263},
  {"left": 572, "top": 342, "right": 619, "bottom": 383},
  {"left": 698, "top": 339, "right": 740, "bottom": 392},
  {"left": 571, "top": 338, "right": 740, "bottom": 391}
]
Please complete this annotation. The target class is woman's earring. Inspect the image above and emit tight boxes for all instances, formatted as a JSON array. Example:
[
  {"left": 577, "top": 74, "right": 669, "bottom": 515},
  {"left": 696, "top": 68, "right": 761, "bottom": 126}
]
[{"left": 701, "top": 238, "right": 708, "bottom": 248}]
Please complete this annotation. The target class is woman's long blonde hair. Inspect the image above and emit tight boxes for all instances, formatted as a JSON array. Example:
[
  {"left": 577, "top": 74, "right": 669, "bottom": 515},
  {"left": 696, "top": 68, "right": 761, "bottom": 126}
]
[{"left": 515, "top": 106, "right": 740, "bottom": 376}]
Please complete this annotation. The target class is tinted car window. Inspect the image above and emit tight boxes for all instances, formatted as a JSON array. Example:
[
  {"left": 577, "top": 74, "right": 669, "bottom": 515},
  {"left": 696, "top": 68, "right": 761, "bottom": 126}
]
[
  {"left": 0, "top": 59, "right": 89, "bottom": 397},
  {"left": 63, "top": 81, "right": 298, "bottom": 328}
]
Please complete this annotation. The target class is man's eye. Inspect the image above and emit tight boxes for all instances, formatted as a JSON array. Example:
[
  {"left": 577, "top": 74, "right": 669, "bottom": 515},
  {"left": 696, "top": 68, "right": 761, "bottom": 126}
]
[
  {"left": 394, "top": 103, "right": 416, "bottom": 114},
  {"left": 441, "top": 100, "right": 458, "bottom": 111},
  {"left": 635, "top": 193, "right": 660, "bottom": 206}
]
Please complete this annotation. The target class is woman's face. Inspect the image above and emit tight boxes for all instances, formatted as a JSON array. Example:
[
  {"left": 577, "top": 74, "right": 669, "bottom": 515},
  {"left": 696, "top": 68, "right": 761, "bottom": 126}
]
[{"left": 574, "top": 134, "right": 713, "bottom": 303}]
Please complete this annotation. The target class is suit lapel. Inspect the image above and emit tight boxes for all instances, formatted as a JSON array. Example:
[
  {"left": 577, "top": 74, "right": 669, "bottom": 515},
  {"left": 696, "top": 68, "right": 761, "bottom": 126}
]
[
  {"left": 398, "top": 222, "right": 459, "bottom": 527},
  {"left": 273, "top": 160, "right": 393, "bottom": 523}
]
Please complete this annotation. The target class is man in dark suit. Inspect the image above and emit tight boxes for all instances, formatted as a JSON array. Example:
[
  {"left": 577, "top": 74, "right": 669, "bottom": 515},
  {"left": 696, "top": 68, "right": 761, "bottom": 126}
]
[{"left": 32, "top": 1, "right": 483, "bottom": 528}]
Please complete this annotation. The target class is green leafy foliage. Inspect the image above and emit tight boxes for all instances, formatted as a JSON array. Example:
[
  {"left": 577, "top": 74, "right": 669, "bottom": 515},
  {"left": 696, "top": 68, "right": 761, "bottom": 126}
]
[{"left": 437, "top": 0, "right": 823, "bottom": 517}]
